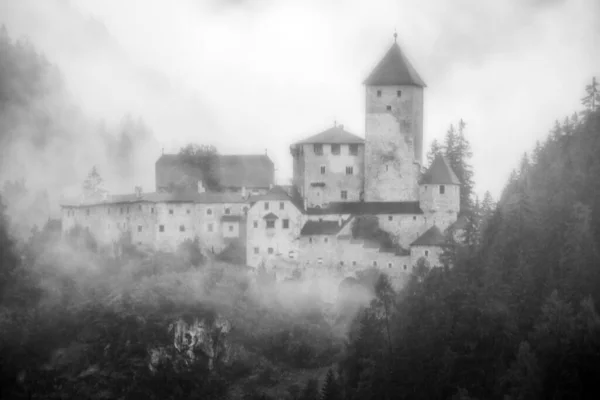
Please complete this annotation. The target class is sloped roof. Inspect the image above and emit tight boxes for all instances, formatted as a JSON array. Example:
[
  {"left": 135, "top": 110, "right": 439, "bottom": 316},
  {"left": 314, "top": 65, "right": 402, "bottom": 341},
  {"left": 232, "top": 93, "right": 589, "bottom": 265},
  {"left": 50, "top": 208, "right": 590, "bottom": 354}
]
[
  {"left": 221, "top": 215, "right": 242, "bottom": 222},
  {"left": 155, "top": 153, "right": 274, "bottom": 189},
  {"left": 421, "top": 155, "right": 461, "bottom": 185},
  {"left": 263, "top": 212, "right": 279, "bottom": 220},
  {"left": 364, "top": 42, "right": 426, "bottom": 87},
  {"left": 306, "top": 201, "right": 423, "bottom": 215},
  {"left": 411, "top": 225, "right": 447, "bottom": 247},
  {"left": 249, "top": 186, "right": 305, "bottom": 212},
  {"left": 300, "top": 220, "right": 344, "bottom": 236},
  {"left": 60, "top": 190, "right": 247, "bottom": 207},
  {"left": 293, "top": 125, "right": 364, "bottom": 145}
]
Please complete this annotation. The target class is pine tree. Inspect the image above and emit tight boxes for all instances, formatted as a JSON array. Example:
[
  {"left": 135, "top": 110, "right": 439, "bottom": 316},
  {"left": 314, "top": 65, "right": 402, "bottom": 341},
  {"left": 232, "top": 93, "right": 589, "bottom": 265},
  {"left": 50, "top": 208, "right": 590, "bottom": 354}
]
[
  {"left": 443, "top": 120, "right": 475, "bottom": 214},
  {"left": 581, "top": 76, "right": 599, "bottom": 114},
  {"left": 82, "top": 166, "right": 104, "bottom": 198},
  {"left": 426, "top": 139, "right": 443, "bottom": 168},
  {"left": 320, "top": 369, "right": 340, "bottom": 400}
]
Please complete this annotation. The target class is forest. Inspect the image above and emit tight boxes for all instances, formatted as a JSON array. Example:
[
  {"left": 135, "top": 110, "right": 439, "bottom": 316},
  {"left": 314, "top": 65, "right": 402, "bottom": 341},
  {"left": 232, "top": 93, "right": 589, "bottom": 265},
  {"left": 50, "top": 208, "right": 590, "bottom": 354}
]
[{"left": 2, "top": 24, "right": 600, "bottom": 400}]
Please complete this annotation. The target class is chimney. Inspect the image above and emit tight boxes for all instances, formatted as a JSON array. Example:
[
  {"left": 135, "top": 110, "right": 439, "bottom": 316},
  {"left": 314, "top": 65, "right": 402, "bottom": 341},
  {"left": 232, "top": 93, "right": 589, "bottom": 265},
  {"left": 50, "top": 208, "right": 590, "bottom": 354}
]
[
  {"left": 198, "top": 180, "right": 205, "bottom": 193},
  {"left": 135, "top": 186, "right": 143, "bottom": 199}
]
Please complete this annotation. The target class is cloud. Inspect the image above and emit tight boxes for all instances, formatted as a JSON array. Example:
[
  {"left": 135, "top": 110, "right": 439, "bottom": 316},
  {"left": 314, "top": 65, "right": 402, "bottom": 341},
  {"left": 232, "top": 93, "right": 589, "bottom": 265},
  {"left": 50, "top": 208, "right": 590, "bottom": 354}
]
[{"left": 0, "top": 0, "right": 598, "bottom": 201}]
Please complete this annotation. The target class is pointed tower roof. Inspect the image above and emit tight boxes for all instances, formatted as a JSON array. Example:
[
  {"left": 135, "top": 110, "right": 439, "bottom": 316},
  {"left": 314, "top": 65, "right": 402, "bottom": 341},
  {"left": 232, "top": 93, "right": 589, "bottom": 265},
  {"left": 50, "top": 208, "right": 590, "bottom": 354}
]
[
  {"left": 411, "top": 225, "right": 446, "bottom": 247},
  {"left": 421, "top": 155, "right": 460, "bottom": 185},
  {"left": 364, "top": 39, "right": 426, "bottom": 87}
]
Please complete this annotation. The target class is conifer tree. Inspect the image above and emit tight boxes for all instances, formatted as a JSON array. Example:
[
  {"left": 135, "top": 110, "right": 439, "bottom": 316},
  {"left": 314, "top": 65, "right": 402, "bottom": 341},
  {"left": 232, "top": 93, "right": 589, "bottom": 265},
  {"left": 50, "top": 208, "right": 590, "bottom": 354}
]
[
  {"left": 581, "top": 76, "right": 599, "bottom": 114},
  {"left": 320, "top": 369, "right": 340, "bottom": 400},
  {"left": 426, "top": 138, "right": 443, "bottom": 168},
  {"left": 82, "top": 166, "right": 104, "bottom": 198}
]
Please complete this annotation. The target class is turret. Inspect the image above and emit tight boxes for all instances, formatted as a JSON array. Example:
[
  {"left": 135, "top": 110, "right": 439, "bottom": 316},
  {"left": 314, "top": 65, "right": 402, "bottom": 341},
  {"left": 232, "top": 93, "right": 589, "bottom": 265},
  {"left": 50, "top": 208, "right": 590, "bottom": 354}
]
[{"left": 419, "top": 154, "right": 460, "bottom": 230}]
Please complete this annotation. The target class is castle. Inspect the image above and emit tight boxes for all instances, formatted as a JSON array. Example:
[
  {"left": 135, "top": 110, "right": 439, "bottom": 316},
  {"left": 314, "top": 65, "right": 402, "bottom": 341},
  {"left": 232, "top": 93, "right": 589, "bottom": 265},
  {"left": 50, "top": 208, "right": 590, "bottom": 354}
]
[{"left": 60, "top": 37, "right": 461, "bottom": 288}]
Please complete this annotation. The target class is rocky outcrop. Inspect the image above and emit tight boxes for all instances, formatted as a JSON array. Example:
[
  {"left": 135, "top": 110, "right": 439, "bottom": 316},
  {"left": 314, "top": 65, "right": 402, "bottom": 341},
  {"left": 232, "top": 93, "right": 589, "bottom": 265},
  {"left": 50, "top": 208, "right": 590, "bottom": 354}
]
[{"left": 148, "top": 313, "right": 232, "bottom": 373}]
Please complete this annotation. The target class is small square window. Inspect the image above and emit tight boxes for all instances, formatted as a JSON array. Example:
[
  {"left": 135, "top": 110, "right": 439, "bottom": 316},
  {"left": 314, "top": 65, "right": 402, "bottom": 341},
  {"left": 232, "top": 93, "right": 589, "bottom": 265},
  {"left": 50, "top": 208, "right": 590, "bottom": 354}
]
[
  {"left": 314, "top": 144, "right": 323, "bottom": 155},
  {"left": 373, "top": 261, "right": 378, "bottom": 266},
  {"left": 349, "top": 144, "right": 358, "bottom": 155},
  {"left": 243, "top": 206, "right": 248, "bottom": 214},
  {"left": 229, "top": 225, "right": 233, "bottom": 232},
  {"left": 388, "top": 262, "right": 392, "bottom": 268},
  {"left": 120, "top": 207, "right": 123, "bottom": 214},
  {"left": 388, "top": 215, "right": 393, "bottom": 221},
  {"left": 268, "top": 247, "right": 274, "bottom": 255},
  {"left": 283, "top": 219, "right": 289, "bottom": 229},
  {"left": 331, "top": 144, "right": 340, "bottom": 155},
  {"left": 224, "top": 208, "right": 230, "bottom": 215},
  {"left": 159, "top": 225, "right": 165, "bottom": 232},
  {"left": 279, "top": 202, "right": 284, "bottom": 210},
  {"left": 386, "top": 105, "right": 392, "bottom": 111},
  {"left": 439, "top": 185, "right": 446, "bottom": 195},
  {"left": 254, "top": 247, "right": 259, "bottom": 254},
  {"left": 340, "top": 261, "right": 344, "bottom": 266},
  {"left": 207, "top": 208, "right": 213, "bottom": 215},
  {"left": 320, "top": 165, "right": 326, "bottom": 175},
  {"left": 413, "top": 216, "right": 417, "bottom": 221},
  {"left": 264, "top": 202, "right": 269, "bottom": 210},
  {"left": 253, "top": 221, "right": 258, "bottom": 228},
  {"left": 187, "top": 209, "right": 191, "bottom": 214},
  {"left": 138, "top": 225, "right": 142, "bottom": 233},
  {"left": 377, "top": 90, "right": 382, "bottom": 97},
  {"left": 151, "top": 207, "right": 155, "bottom": 213},
  {"left": 324, "top": 237, "right": 328, "bottom": 243},
  {"left": 309, "top": 238, "right": 313, "bottom": 244},
  {"left": 346, "top": 166, "right": 353, "bottom": 175},
  {"left": 180, "top": 225, "right": 185, "bottom": 232},
  {"left": 266, "top": 220, "right": 275, "bottom": 229},
  {"left": 352, "top": 261, "right": 357, "bottom": 266},
  {"left": 169, "top": 209, "right": 174, "bottom": 215},
  {"left": 341, "top": 190, "right": 348, "bottom": 200},
  {"left": 425, "top": 250, "right": 429, "bottom": 257},
  {"left": 403, "top": 265, "right": 407, "bottom": 270},
  {"left": 397, "top": 90, "right": 402, "bottom": 97}
]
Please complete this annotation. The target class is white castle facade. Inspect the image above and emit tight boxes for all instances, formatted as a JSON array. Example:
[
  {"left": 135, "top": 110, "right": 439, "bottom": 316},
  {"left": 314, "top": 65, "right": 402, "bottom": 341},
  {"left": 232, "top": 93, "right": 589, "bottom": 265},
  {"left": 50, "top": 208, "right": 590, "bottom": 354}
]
[{"left": 60, "top": 38, "right": 461, "bottom": 288}]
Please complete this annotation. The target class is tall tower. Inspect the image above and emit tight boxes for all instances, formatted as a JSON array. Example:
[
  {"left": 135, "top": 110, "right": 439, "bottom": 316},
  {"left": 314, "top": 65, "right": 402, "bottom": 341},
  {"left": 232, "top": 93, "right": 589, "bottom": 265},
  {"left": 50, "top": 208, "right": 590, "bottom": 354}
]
[{"left": 364, "top": 34, "right": 426, "bottom": 202}]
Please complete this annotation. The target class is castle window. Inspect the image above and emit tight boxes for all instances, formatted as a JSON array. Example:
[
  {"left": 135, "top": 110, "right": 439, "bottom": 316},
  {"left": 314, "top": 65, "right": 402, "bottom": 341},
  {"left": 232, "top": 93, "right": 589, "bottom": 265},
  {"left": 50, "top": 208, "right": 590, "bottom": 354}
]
[
  {"left": 86, "top": 209, "right": 90, "bottom": 216},
  {"left": 229, "top": 225, "right": 233, "bottom": 232},
  {"left": 320, "top": 165, "right": 326, "bottom": 175},
  {"left": 386, "top": 165, "right": 389, "bottom": 172},
  {"left": 425, "top": 250, "right": 429, "bottom": 257},
  {"left": 386, "top": 105, "right": 392, "bottom": 111},
  {"left": 388, "top": 262, "right": 392, "bottom": 268},
  {"left": 264, "top": 202, "right": 269, "bottom": 210},
  {"left": 314, "top": 144, "right": 323, "bottom": 155},
  {"left": 341, "top": 190, "right": 348, "bottom": 200},
  {"left": 413, "top": 216, "right": 417, "bottom": 221},
  {"left": 169, "top": 209, "right": 173, "bottom": 215},
  {"left": 138, "top": 225, "right": 142, "bottom": 233},
  {"left": 352, "top": 261, "right": 357, "bottom": 266},
  {"left": 120, "top": 207, "right": 123, "bottom": 214},
  {"left": 403, "top": 265, "right": 407, "bottom": 270},
  {"left": 187, "top": 209, "right": 191, "bottom": 214},
  {"left": 331, "top": 144, "right": 340, "bottom": 155},
  {"left": 159, "top": 225, "right": 165, "bottom": 232},
  {"left": 254, "top": 247, "right": 259, "bottom": 254},
  {"left": 279, "top": 202, "right": 284, "bottom": 210},
  {"left": 388, "top": 215, "right": 393, "bottom": 221},
  {"left": 208, "top": 223, "right": 213, "bottom": 232},
  {"left": 346, "top": 166, "right": 353, "bottom": 175},
  {"left": 439, "top": 185, "right": 446, "bottom": 194},
  {"left": 324, "top": 237, "right": 328, "bottom": 243},
  {"left": 377, "top": 90, "right": 382, "bottom": 97},
  {"left": 243, "top": 206, "right": 248, "bottom": 214},
  {"left": 340, "top": 261, "right": 344, "bottom": 266},
  {"left": 225, "top": 207, "right": 231, "bottom": 215},
  {"left": 309, "top": 238, "right": 313, "bottom": 244},
  {"left": 207, "top": 208, "right": 213, "bottom": 215},
  {"left": 397, "top": 90, "right": 402, "bottom": 97},
  {"left": 268, "top": 247, "right": 274, "bottom": 255},
  {"left": 349, "top": 144, "right": 358, "bottom": 155},
  {"left": 139, "top": 205, "right": 142, "bottom": 211},
  {"left": 266, "top": 220, "right": 275, "bottom": 229},
  {"left": 283, "top": 219, "right": 289, "bottom": 229},
  {"left": 151, "top": 207, "right": 155, "bottom": 213},
  {"left": 179, "top": 225, "right": 185, "bottom": 232},
  {"left": 253, "top": 221, "right": 258, "bottom": 228},
  {"left": 373, "top": 261, "right": 378, "bottom": 266}
]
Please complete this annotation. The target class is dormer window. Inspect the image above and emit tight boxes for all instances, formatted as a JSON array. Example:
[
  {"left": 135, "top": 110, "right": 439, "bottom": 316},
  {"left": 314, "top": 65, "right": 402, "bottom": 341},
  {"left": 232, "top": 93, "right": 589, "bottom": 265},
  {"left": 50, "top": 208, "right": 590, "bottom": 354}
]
[
  {"left": 377, "top": 90, "right": 382, "bottom": 97},
  {"left": 331, "top": 144, "right": 340, "bottom": 155},
  {"left": 439, "top": 185, "right": 446, "bottom": 194},
  {"left": 314, "top": 144, "right": 323, "bottom": 155}
]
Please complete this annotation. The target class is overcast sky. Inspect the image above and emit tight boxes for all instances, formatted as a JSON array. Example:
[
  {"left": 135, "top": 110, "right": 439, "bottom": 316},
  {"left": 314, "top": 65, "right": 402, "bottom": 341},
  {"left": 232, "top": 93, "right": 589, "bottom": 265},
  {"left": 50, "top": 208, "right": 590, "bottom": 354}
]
[{"left": 1, "top": 0, "right": 598, "bottom": 199}]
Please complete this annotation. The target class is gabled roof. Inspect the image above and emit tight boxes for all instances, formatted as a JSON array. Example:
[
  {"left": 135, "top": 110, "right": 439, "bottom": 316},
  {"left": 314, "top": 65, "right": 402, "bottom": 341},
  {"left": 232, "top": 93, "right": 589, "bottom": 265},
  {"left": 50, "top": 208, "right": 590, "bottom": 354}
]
[
  {"left": 420, "top": 155, "right": 460, "bottom": 185},
  {"left": 364, "top": 42, "right": 426, "bottom": 87},
  {"left": 306, "top": 201, "right": 423, "bottom": 215},
  {"left": 293, "top": 125, "right": 364, "bottom": 145},
  {"left": 411, "top": 225, "right": 447, "bottom": 247},
  {"left": 263, "top": 212, "right": 279, "bottom": 220},
  {"left": 155, "top": 153, "right": 274, "bottom": 189},
  {"left": 300, "top": 218, "right": 351, "bottom": 236},
  {"left": 249, "top": 186, "right": 305, "bottom": 212}
]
